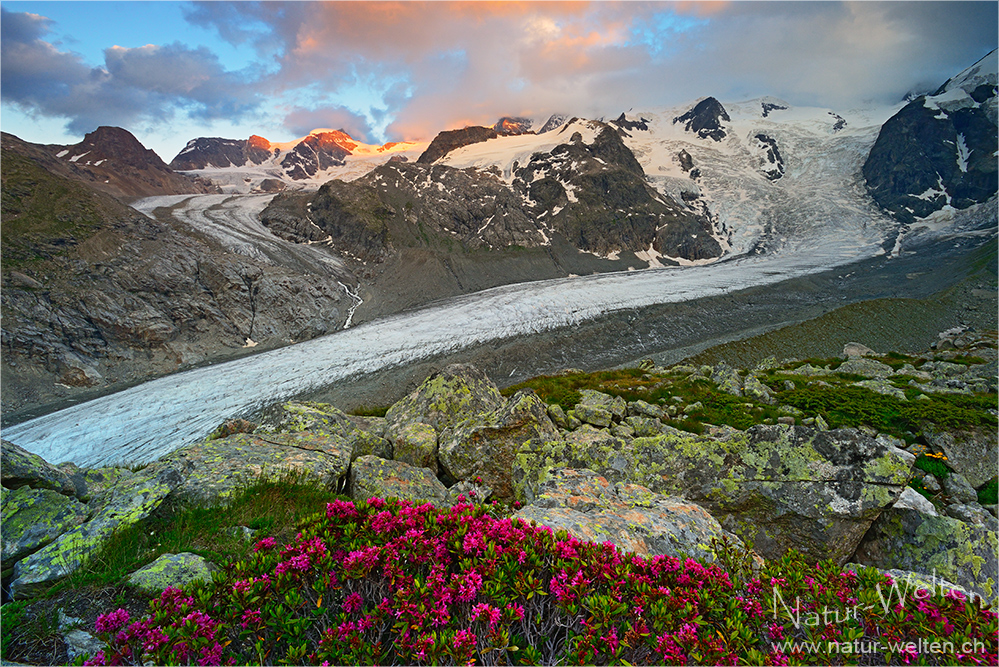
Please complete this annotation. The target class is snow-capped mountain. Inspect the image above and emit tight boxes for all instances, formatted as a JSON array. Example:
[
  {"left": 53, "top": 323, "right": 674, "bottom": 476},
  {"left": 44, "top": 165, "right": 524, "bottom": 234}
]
[
  {"left": 863, "top": 49, "right": 997, "bottom": 223},
  {"left": 169, "top": 130, "right": 427, "bottom": 193}
]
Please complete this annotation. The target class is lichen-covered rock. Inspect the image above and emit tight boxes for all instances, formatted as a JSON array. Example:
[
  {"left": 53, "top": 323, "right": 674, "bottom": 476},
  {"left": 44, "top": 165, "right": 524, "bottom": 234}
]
[
  {"left": 514, "top": 423, "right": 913, "bottom": 564},
  {"left": 575, "top": 390, "right": 627, "bottom": 427},
  {"left": 854, "top": 488, "right": 999, "bottom": 603},
  {"left": 836, "top": 358, "right": 894, "bottom": 378},
  {"left": 922, "top": 425, "right": 998, "bottom": 488},
  {"left": 742, "top": 375, "right": 775, "bottom": 404},
  {"left": 439, "top": 390, "right": 560, "bottom": 499},
  {"left": 446, "top": 479, "right": 493, "bottom": 505},
  {"left": 10, "top": 465, "right": 182, "bottom": 599},
  {"left": 546, "top": 404, "right": 570, "bottom": 430},
  {"left": 712, "top": 363, "right": 743, "bottom": 396},
  {"left": 2, "top": 486, "right": 89, "bottom": 567},
  {"left": 77, "top": 467, "right": 137, "bottom": 503},
  {"left": 256, "top": 402, "right": 391, "bottom": 462},
  {"left": 389, "top": 422, "right": 438, "bottom": 473},
  {"left": 152, "top": 431, "right": 352, "bottom": 501},
  {"left": 942, "top": 472, "right": 980, "bottom": 505},
  {"left": 126, "top": 552, "right": 215, "bottom": 596},
  {"left": 384, "top": 364, "right": 505, "bottom": 434},
  {"left": 1, "top": 440, "right": 75, "bottom": 495},
  {"left": 627, "top": 400, "right": 663, "bottom": 420},
  {"left": 349, "top": 455, "right": 449, "bottom": 506},
  {"left": 515, "top": 468, "right": 739, "bottom": 563},
  {"left": 625, "top": 416, "right": 664, "bottom": 437},
  {"left": 852, "top": 379, "right": 907, "bottom": 400}
]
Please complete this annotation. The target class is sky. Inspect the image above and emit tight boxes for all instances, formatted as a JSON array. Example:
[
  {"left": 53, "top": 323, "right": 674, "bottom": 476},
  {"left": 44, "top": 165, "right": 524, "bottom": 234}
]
[{"left": 2, "top": 1, "right": 997, "bottom": 162}]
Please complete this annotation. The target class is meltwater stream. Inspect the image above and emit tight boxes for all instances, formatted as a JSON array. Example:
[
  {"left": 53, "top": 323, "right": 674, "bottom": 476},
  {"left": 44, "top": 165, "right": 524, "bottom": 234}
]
[{"left": 2, "top": 242, "right": 877, "bottom": 468}]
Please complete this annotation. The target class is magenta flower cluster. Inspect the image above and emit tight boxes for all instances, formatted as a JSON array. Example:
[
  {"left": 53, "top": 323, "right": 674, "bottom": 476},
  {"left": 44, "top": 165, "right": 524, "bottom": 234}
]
[{"left": 84, "top": 497, "right": 997, "bottom": 665}]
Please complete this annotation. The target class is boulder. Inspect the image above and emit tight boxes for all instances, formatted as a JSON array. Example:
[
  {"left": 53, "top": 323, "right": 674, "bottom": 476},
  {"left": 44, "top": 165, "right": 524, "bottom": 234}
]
[
  {"left": 625, "top": 416, "right": 665, "bottom": 437},
  {"left": 514, "top": 423, "right": 914, "bottom": 564},
  {"left": 151, "top": 431, "right": 352, "bottom": 500},
  {"left": 573, "top": 390, "right": 626, "bottom": 427},
  {"left": 942, "top": 472, "right": 980, "bottom": 505},
  {"left": 349, "top": 455, "right": 449, "bottom": 507},
  {"left": 852, "top": 379, "right": 907, "bottom": 400},
  {"left": 1, "top": 440, "right": 75, "bottom": 495},
  {"left": 854, "top": 487, "right": 998, "bottom": 603},
  {"left": 712, "top": 363, "right": 743, "bottom": 396},
  {"left": 515, "top": 468, "right": 739, "bottom": 563},
  {"left": 742, "top": 375, "right": 775, "bottom": 404},
  {"left": 447, "top": 479, "right": 493, "bottom": 505},
  {"left": 2, "top": 486, "right": 89, "bottom": 567},
  {"left": 390, "top": 422, "right": 438, "bottom": 473},
  {"left": 439, "top": 390, "right": 560, "bottom": 499},
  {"left": 256, "top": 402, "right": 391, "bottom": 461},
  {"left": 836, "top": 358, "right": 894, "bottom": 379},
  {"left": 384, "top": 364, "right": 505, "bottom": 434},
  {"left": 843, "top": 342, "right": 877, "bottom": 358},
  {"left": 546, "top": 404, "right": 570, "bottom": 430},
  {"left": 10, "top": 465, "right": 182, "bottom": 599},
  {"left": 922, "top": 425, "right": 998, "bottom": 488},
  {"left": 126, "top": 552, "right": 215, "bottom": 596},
  {"left": 627, "top": 400, "right": 664, "bottom": 420}
]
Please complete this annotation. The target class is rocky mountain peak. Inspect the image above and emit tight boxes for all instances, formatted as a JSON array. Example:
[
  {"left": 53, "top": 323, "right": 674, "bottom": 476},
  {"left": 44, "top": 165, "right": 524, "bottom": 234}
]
[
  {"left": 610, "top": 112, "right": 650, "bottom": 133},
  {"left": 493, "top": 117, "right": 533, "bottom": 135},
  {"left": 673, "top": 97, "right": 731, "bottom": 142},
  {"left": 70, "top": 126, "right": 168, "bottom": 169},
  {"left": 863, "top": 50, "right": 998, "bottom": 222},
  {"left": 538, "top": 114, "right": 570, "bottom": 134}
]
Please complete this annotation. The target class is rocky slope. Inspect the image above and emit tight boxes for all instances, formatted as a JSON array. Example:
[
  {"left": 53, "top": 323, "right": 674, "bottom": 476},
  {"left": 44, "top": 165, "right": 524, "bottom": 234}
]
[
  {"left": 863, "top": 49, "right": 998, "bottom": 222},
  {"left": 1, "top": 137, "right": 357, "bottom": 420}
]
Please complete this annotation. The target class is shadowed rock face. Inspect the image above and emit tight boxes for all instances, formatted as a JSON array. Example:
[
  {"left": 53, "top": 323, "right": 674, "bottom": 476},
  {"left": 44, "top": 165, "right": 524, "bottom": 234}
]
[
  {"left": 863, "top": 100, "right": 997, "bottom": 222},
  {"left": 2, "top": 140, "right": 355, "bottom": 417},
  {"left": 673, "top": 97, "right": 731, "bottom": 142},
  {"left": 863, "top": 51, "right": 998, "bottom": 223},
  {"left": 417, "top": 126, "right": 500, "bottom": 164}
]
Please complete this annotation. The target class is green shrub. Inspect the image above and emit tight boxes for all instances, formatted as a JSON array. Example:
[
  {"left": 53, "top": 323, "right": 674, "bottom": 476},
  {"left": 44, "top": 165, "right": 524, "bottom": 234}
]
[
  {"left": 914, "top": 453, "right": 952, "bottom": 480},
  {"left": 978, "top": 477, "right": 999, "bottom": 506}
]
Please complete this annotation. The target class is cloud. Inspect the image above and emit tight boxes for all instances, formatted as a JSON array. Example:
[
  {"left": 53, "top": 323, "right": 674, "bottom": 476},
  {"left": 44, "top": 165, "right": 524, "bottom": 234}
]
[
  {"left": 282, "top": 105, "right": 375, "bottom": 142},
  {"left": 1, "top": 8, "right": 262, "bottom": 136},
  {"left": 188, "top": 1, "right": 997, "bottom": 142},
  {"left": 3, "top": 2, "right": 996, "bottom": 150}
]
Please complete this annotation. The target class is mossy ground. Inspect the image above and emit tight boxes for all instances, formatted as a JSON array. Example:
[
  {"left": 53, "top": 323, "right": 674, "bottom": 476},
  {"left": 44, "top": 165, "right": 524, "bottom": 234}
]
[{"left": 503, "top": 348, "right": 997, "bottom": 444}]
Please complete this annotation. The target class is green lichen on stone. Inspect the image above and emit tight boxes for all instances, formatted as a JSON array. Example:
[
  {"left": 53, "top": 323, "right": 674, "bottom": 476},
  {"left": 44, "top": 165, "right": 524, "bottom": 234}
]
[
  {"left": 1, "top": 440, "right": 75, "bottom": 495},
  {"left": 126, "top": 552, "right": 214, "bottom": 597},
  {"left": 10, "top": 467, "right": 180, "bottom": 599},
  {"left": 2, "top": 486, "right": 88, "bottom": 567}
]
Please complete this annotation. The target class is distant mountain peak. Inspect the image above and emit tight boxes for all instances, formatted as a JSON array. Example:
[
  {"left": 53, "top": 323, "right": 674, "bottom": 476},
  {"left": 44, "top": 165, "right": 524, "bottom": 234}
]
[
  {"left": 493, "top": 117, "right": 533, "bottom": 135},
  {"left": 673, "top": 97, "right": 731, "bottom": 141}
]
